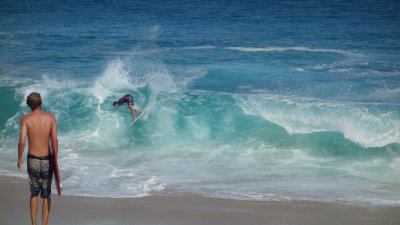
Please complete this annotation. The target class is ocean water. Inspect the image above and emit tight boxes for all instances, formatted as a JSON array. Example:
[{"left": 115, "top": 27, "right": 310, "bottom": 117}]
[{"left": 1, "top": 0, "right": 400, "bottom": 206}]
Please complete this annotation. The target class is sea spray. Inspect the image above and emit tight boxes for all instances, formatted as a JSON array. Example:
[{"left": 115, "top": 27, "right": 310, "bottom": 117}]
[{"left": 1, "top": 60, "right": 399, "bottom": 205}]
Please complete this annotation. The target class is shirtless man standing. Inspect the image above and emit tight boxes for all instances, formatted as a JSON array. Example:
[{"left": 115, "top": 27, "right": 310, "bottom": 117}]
[{"left": 18, "top": 92, "right": 58, "bottom": 225}]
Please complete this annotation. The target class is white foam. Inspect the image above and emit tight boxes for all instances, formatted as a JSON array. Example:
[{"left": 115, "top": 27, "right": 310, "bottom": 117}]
[
  {"left": 184, "top": 116, "right": 211, "bottom": 140},
  {"left": 109, "top": 169, "right": 137, "bottom": 178},
  {"left": 143, "top": 176, "right": 167, "bottom": 193},
  {"left": 164, "top": 45, "right": 216, "bottom": 51},
  {"left": 367, "top": 87, "right": 400, "bottom": 103},
  {"left": 172, "top": 67, "right": 208, "bottom": 89},
  {"left": 236, "top": 94, "right": 400, "bottom": 147},
  {"left": 91, "top": 59, "right": 135, "bottom": 104},
  {"left": 141, "top": 67, "right": 176, "bottom": 93},
  {"left": 225, "top": 46, "right": 355, "bottom": 56},
  {"left": 291, "top": 67, "right": 306, "bottom": 72},
  {"left": 180, "top": 45, "right": 216, "bottom": 50},
  {"left": 330, "top": 68, "right": 353, "bottom": 73},
  {"left": 3, "top": 75, "right": 83, "bottom": 134},
  {"left": 91, "top": 54, "right": 177, "bottom": 98},
  {"left": 4, "top": 111, "right": 24, "bottom": 131},
  {"left": 162, "top": 45, "right": 356, "bottom": 57}
]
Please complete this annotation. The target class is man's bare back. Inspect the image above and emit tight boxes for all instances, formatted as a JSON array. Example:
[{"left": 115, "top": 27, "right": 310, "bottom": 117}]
[
  {"left": 19, "top": 110, "right": 57, "bottom": 157},
  {"left": 18, "top": 95, "right": 59, "bottom": 171}
]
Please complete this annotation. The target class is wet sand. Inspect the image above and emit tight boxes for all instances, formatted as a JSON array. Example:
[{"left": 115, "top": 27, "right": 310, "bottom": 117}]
[{"left": 1, "top": 176, "right": 398, "bottom": 225}]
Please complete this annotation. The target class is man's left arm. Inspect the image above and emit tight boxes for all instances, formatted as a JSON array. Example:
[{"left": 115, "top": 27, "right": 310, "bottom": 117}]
[{"left": 18, "top": 117, "right": 27, "bottom": 171}]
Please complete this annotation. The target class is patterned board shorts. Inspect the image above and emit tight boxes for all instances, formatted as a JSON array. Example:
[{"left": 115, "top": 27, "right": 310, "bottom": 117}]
[{"left": 27, "top": 154, "right": 53, "bottom": 198}]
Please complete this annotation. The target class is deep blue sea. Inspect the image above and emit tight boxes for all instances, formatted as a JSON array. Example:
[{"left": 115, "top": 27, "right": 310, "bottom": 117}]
[{"left": 1, "top": 0, "right": 400, "bottom": 206}]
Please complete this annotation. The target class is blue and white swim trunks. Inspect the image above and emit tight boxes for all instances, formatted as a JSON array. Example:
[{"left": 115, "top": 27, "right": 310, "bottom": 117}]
[{"left": 27, "top": 154, "right": 53, "bottom": 198}]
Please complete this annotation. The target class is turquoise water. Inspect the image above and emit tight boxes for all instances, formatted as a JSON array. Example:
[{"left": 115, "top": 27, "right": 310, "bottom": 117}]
[{"left": 1, "top": 0, "right": 399, "bottom": 205}]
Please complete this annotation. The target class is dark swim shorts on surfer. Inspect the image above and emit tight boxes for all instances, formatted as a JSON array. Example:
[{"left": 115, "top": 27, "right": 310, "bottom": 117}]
[
  {"left": 27, "top": 154, "right": 53, "bottom": 198},
  {"left": 118, "top": 94, "right": 134, "bottom": 106}
]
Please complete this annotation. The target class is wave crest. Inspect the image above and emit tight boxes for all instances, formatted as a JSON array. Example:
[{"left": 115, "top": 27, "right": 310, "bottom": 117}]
[{"left": 236, "top": 94, "right": 400, "bottom": 148}]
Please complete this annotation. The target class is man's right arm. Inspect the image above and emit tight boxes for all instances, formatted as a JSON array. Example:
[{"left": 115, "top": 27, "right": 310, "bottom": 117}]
[{"left": 50, "top": 114, "right": 58, "bottom": 159}]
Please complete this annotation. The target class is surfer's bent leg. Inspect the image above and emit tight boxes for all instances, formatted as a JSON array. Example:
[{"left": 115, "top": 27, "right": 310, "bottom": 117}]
[{"left": 129, "top": 104, "right": 137, "bottom": 121}]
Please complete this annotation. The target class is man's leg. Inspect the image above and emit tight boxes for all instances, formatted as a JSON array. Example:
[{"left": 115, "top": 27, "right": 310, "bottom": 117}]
[
  {"left": 41, "top": 196, "right": 51, "bottom": 225},
  {"left": 30, "top": 195, "right": 38, "bottom": 225},
  {"left": 130, "top": 107, "right": 137, "bottom": 121}
]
